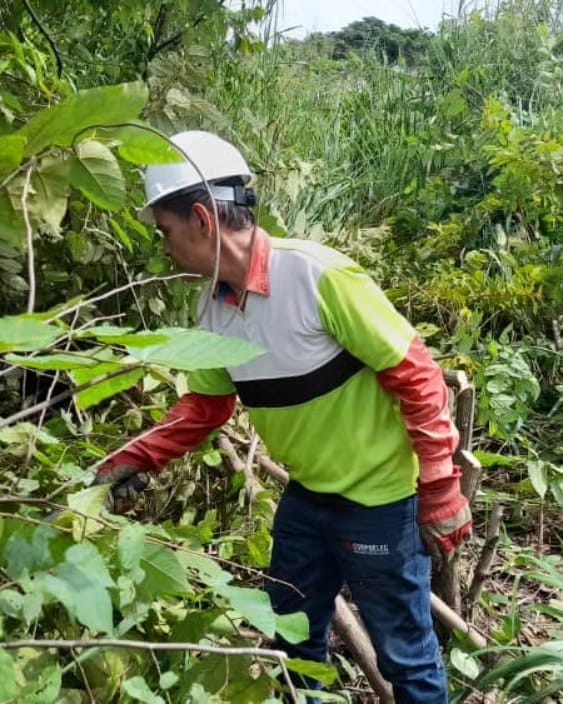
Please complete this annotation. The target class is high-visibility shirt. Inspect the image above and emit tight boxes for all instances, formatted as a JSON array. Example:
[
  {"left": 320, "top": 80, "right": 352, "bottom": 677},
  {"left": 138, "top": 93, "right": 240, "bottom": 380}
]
[{"left": 109, "top": 230, "right": 458, "bottom": 506}]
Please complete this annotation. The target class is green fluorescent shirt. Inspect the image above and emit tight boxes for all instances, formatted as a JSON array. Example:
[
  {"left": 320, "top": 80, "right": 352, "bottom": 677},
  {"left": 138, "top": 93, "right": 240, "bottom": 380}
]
[{"left": 189, "top": 236, "right": 419, "bottom": 506}]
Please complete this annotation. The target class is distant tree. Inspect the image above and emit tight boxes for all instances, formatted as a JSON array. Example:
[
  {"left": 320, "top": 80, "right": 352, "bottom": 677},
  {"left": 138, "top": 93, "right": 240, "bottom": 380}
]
[{"left": 329, "top": 16, "right": 433, "bottom": 64}]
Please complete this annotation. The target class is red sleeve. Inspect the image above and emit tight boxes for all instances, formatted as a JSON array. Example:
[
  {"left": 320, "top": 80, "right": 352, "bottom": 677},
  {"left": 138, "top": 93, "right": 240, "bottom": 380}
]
[
  {"left": 104, "top": 392, "right": 237, "bottom": 474},
  {"left": 377, "top": 337, "right": 459, "bottom": 484}
]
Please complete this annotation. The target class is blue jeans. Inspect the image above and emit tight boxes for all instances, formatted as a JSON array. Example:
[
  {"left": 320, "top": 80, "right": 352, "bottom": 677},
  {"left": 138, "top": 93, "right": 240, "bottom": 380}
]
[{"left": 266, "top": 481, "right": 447, "bottom": 704}]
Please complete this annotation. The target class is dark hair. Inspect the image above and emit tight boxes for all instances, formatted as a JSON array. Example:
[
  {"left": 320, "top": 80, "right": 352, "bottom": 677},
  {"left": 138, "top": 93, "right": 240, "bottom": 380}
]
[{"left": 154, "top": 178, "right": 255, "bottom": 231}]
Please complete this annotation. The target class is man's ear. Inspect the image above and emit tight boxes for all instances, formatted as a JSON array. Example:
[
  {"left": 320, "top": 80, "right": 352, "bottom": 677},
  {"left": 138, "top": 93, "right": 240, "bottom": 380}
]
[{"left": 192, "top": 202, "right": 214, "bottom": 237}]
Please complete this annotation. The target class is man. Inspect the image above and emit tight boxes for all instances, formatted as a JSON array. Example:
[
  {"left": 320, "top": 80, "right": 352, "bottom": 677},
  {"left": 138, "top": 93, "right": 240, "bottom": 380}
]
[{"left": 97, "top": 130, "right": 472, "bottom": 703}]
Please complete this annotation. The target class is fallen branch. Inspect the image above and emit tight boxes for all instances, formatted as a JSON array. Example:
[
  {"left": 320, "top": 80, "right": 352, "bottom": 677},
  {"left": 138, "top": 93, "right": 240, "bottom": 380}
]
[{"left": 430, "top": 593, "right": 487, "bottom": 649}]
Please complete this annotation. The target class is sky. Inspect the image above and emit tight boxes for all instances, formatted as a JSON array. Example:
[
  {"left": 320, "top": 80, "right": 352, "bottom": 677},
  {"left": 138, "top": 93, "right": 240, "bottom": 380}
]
[{"left": 274, "top": 0, "right": 482, "bottom": 37}]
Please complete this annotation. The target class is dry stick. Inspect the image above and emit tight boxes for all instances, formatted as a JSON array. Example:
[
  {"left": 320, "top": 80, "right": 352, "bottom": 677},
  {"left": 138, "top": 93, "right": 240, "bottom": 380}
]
[
  {"left": 21, "top": 166, "right": 36, "bottom": 314},
  {"left": 469, "top": 503, "right": 504, "bottom": 605},
  {"left": 0, "top": 639, "right": 299, "bottom": 704},
  {"left": 71, "top": 647, "right": 95, "bottom": 704}
]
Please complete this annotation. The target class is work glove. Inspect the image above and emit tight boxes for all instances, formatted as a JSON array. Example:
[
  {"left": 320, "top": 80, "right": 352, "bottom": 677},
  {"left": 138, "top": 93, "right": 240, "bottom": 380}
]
[
  {"left": 418, "top": 466, "right": 472, "bottom": 560},
  {"left": 93, "top": 464, "right": 150, "bottom": 515}
]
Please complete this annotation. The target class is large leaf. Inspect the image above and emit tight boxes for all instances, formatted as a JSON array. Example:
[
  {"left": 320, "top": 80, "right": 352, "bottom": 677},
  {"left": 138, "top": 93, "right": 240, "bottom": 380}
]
[
  {"left": 4, "top": 352, "right": 100, "bottom": 370},
  {"left": 139, "top": 542, "right": 189, "bottom": 598},
  {"left": 0, "top": 316, "right": 61, "bottom": 352},
  {"left": 71, "top": 361, "right": 144, "bottom": 409},
  {"left": 128, "top": 328, "right": 265, "bottom": 371},
  {"left": 0, "top": 134, "right": 25, "bottom": 178},
  {"left": 77, "top": 325, "right": 170, "bottom": 347},
  {"left": 275, "top": 611, "right": 310, "bottom": 644},
  {"left": 0, "top": 190, "right": 25, "bottom": 243},
  {"left": 108, "top": 124, "right": 183, "bottom": 165},
  {"left": 123, "top": 677, "right": 165, "bottom": 704},
  {"left": 19, "top": 82, "right": 148, "bottom": 156},
  {"left": 70, "top": 141, "right": 125, "bottom": 211},
  {"left": 215, "top": 585, "right": 276, "bottom": 638},
  {"left": 41, "top": 542, "right": 115, "bottom": 634},
  {"left": 0, "top": 650, "right": 18, "bottom": 701},
  {"left": 450, "top": 647, "right": 480, "bottom": 679},
  {"left": 30, "top": 157, "right": 69, "bottom": 231},
  {"left": 285, "top": 658, "right": 338, "bottom": 686},
  {"left": 118, "top": 524, "right": 146, "bottom": 572},
  {"left": 67, "top": 484, "right": 111, "bottom": 539}
]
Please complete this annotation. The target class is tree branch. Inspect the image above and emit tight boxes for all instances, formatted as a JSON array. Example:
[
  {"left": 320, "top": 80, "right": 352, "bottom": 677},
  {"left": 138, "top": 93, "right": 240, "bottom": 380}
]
[
  {"left": 0, "top": 638, "right": 299, "bottom": 702},
  {"left": 22, "top": 0, "right": 63, "bottom": 77}
]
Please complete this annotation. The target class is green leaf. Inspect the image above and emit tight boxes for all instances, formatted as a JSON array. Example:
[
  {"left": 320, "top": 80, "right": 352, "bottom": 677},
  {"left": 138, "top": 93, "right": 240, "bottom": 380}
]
[
  {"left": 528, "top": 461, "right": 548, "bottom": 499},
  {"left": 285, "top": 658, "right": 338, "bottom": 686},
  {"left": 77, "top": 326, "right": 169, "bottom": 347},
  {"left": 275, "top": 611, "right": 309, "bottom": 644},
  {"left": 139, "top": 542, "right": 189, "bottom": 598},
  {"left": 450, "top": 647, "right": 480, "bottom": 679},
  {"left": 40, "top": 542, "right": 115, "bottom": 634},
  {"left": 215, "top": 585, "right": 276, "bottom": 637},
  {"left": 19, "top": 665, "right": 61, "bottom": 704},
  {"left": 0, "top": 588, "right": 24, "bottom": 617},
  {"left": 22, "top": 591, "right": 43, "bottom": 625},
  {"left": 72, "top": 364, "right": 144, "bottom": 409},
  {"left": 129, "top": 328, "right": 265, "bottom": 371},
  {"left": 0, "top": 134, "right": 25, "bottom": 178},
  {"left": 0, "top": 650, "right": 18, "bottom": 701},
  {"left": 123, "top": 676, "right": 165, "bottom": 704},
  {"left": 118, "top": 524, "right": 146, "bottom": 571},
  {"left": 19, "top": 82, "right": 148, "bottom": 156},
  {"left": 110, "top": 124, "right": 183, "bottom": 165},
  {"left": 159, "top": 671, "right": 179, "bottom": 690},
  {"left": 67, "top": 484, "right": 110, "bottom": 538},
  {"left": 0, "top": 190, "right": 25, "bottom": 244},
  {"left": 70, "top": 141, "right": 125, "bottom": 211},
  {"left": 4, "top": 352, "right": 100, "bottom": 371},
  {"left": 30, "top": 157, "right": 69, "bottom": 231},
  {"left": 0, "top": 316, "right": 61, "bottom": 352},
  {"left": 177, "top": 550, "right": 231, "bottom": 587}
]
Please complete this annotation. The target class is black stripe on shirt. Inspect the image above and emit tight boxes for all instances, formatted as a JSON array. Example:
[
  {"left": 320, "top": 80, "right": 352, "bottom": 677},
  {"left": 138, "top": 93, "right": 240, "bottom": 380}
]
[{"left": 234, "top": 349, "right": 365, "bottom": 408}]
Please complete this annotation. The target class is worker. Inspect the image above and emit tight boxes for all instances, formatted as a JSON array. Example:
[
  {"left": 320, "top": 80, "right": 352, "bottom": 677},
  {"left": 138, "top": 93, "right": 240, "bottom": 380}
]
[{"left": 96, "top": 131, "right": 472, "bottom": 703}]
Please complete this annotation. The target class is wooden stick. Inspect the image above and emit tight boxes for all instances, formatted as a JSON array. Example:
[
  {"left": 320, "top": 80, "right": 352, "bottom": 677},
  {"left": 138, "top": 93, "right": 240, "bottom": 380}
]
[
  {"left": 333, "top": 597, "right": 394, "bottom": 702},
  {"left": 430, "top": 594, "right": 487, "bottom": 649}
]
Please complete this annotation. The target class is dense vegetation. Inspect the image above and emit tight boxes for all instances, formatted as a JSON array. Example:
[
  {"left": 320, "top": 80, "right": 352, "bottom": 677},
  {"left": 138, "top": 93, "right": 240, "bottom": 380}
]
[{"left": 0, "top": 0, "right": 561, "bottom": 702}]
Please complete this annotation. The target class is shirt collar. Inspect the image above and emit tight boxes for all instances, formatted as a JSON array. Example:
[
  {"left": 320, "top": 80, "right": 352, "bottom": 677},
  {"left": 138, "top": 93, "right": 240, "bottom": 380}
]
[{"left": 215, "top": 228, "right": 271, "bottom": 304}]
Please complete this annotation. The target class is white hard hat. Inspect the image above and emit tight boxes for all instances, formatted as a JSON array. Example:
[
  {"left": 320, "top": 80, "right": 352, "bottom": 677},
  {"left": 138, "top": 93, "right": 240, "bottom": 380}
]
[{"left": 139, "top": 130, "right": 252, "bottom": 223}]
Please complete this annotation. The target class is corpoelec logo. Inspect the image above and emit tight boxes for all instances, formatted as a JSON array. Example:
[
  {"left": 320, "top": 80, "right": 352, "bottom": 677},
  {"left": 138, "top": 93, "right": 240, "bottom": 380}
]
[{"left": 344, "top": 541, "right": 390, "bottom": 556}]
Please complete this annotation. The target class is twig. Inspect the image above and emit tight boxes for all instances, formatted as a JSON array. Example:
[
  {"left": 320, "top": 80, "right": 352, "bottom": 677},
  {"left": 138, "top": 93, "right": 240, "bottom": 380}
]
[
  {"left": 22, "top": 0, "right": 64, "bottom": 76},
  {"left": 0, "top": 637, "right": 298, "bottom": 702},
  {"left": 46, "top": 273, "right": 201, "bottom": 324},
  {"left": 21, "top": 166, "right": 36, "bottom": 314},
  {"left": 469, "top": 503, "right": 504, "bottom": 604},
  {"left": 149, "top": 649, "right": 172, "bottom": 704},
  {"left": 71, "top": 647, "right": 95, "bottom": 704}
]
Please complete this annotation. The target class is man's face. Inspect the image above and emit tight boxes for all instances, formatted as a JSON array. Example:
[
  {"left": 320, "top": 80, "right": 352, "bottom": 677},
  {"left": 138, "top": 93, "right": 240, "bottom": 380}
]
[{"left": 154, "top": 205, "right": 216, "bottom": 276}]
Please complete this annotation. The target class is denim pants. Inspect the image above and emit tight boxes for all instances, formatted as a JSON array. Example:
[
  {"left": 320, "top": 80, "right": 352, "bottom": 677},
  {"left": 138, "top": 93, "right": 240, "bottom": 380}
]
[{"left": 266, "top": 481, "right": 447, "bottom": 704}]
